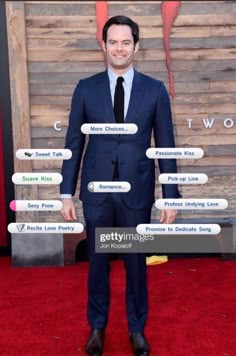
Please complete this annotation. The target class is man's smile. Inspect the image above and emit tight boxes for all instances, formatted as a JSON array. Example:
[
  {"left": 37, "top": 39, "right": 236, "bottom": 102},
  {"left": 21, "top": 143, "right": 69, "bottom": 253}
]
[{"left": 113, "top": 54, "right": 126, "bottom": 58}]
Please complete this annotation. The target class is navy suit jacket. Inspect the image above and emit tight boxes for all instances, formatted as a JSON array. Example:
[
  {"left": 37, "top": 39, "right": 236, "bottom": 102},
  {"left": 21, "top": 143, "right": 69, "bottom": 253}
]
[{"left": 60, "top": 69, "right": 181, "bottom": 209}]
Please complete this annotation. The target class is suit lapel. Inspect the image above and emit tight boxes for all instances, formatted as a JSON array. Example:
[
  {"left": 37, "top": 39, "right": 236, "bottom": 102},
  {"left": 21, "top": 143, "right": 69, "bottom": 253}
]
[
  {"left": 125, "top": 70, "right": 144, "bottom": 123},
  {"left": 96, "top": 71, "right": 116, "bottom": 124}
]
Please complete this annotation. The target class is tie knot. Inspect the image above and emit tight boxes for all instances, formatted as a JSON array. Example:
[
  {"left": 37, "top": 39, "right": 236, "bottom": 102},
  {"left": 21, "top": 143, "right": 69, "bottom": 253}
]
[{"left": 117, "top": 76, "right": 124, "bottom": 85}]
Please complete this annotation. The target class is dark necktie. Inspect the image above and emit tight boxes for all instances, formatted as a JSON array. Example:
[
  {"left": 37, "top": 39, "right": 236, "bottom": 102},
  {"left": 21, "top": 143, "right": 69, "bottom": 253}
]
[
  {"left": 114, "top": 76, "right": 124, "bottom": 123},
  {"left": 113, "top": 76, "right": 124, "bottom": 178}
]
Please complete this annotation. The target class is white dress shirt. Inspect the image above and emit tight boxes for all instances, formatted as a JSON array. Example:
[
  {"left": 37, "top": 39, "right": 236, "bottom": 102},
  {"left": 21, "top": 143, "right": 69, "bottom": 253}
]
[{"left": 108, "top": 66, "right": 134, "bottom": 120}]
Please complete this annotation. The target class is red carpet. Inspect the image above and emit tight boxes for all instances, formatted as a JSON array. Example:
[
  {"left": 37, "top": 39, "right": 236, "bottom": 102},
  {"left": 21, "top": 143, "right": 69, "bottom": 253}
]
[{"left": 0, "top": 257, "right": 235, "bottom": 355}]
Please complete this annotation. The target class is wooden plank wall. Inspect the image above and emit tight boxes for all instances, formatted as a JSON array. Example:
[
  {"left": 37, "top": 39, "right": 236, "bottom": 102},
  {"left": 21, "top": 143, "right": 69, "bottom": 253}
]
[{"left": 6, "top": 1, "right": 236, "bottom": 223}]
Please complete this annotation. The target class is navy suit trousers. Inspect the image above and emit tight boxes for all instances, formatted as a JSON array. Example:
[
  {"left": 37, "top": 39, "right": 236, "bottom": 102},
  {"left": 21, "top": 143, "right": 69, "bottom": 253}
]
[{"left": 83, "top": 190, "right": 152, "bottom": 333}]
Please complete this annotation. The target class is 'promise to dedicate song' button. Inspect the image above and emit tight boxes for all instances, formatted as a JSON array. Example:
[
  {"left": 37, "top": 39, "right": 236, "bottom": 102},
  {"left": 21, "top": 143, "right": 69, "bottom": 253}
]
[
  {"left": 81, "top": 123, "right": 137, "bottom": 134},
  {"left": 136, "top": 224, "right": 221, "bottom": 235}
]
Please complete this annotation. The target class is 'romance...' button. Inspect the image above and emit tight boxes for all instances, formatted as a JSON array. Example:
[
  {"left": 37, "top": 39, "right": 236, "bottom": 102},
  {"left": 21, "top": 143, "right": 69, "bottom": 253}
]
[
  {"left": 88, "top": 181, "right": 131, "bottom": 193},
  {"left": 16, "top": 149, "right": 72, "bottom": 160},
  {"left": 8, "top": 223, "right": 84, "bottom": 234},
  {"left": 12, "top": 173, "right": 62, "bottom": 185},
  {"left": 159, "top": 173, "right": 208, "bottom": 185},
  {"left": 81, "top": 123, "right": 138, "bottom": 134},
  {"left": 146, "top": 147, "right": 204, "bottom": 159}
]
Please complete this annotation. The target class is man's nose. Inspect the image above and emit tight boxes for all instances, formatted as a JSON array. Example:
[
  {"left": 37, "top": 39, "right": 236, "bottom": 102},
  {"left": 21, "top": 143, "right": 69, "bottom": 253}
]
[{"left": 116, "top": 43, "right": 123, "bottom": 50}]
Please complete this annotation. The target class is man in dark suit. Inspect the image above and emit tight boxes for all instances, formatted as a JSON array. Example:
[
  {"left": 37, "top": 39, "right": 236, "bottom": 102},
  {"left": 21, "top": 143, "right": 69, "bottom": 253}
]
[{"left": 60, "top": 15, "right": 181, "bottom": 356}]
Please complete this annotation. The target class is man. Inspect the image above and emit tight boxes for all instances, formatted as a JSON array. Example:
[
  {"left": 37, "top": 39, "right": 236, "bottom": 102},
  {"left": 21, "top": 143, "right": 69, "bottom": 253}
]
[{"left": 60, "top": 15, "right": 181, "bottom": 356}]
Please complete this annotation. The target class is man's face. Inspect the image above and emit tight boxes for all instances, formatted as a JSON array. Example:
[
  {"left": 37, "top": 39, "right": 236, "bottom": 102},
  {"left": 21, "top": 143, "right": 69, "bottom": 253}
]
[{"left": 102, "top": 24, "right": 139, "bottom": 73}]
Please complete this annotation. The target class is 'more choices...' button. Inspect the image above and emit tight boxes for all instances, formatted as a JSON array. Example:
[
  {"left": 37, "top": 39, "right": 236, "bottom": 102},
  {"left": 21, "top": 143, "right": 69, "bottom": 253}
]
[{"left": 81, "top": 123, "right": 137, "bottom": 134}]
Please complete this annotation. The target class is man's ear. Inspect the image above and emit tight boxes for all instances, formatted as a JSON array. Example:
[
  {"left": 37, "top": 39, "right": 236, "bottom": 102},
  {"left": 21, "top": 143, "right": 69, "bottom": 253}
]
[
  {"left": 134, "top": 41, "right": 139, "bottom": 53},
  {"left": 102, "top": 41, "right": 106, "bottom": 53}
]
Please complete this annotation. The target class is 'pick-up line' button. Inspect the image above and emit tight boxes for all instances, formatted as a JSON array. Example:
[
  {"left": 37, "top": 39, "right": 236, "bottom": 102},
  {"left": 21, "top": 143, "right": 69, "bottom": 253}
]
[{"left": 159, "top": 173, "right": 208, "bottom": 185}]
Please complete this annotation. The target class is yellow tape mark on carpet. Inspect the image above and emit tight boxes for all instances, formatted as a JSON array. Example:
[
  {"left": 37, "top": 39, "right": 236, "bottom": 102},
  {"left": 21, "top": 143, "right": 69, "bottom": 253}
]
[{"left": 146, "top": 255, "right": 168, "bottom": 265}]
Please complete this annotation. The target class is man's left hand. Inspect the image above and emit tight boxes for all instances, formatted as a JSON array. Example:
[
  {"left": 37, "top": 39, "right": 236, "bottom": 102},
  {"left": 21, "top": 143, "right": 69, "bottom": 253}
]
[{"left": 160, "top": 209, "right": 177, "bottom": 224}]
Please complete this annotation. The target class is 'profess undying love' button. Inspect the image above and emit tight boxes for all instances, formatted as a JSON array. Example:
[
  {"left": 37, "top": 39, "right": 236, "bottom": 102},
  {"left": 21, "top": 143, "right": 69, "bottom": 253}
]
[
  {"left": 155, "top": 199, "right": 228, "bottom": 210},
  {"left": 159, "top": 173, "right": 208, "bottom": 184},
  {"left": 81, "top": 123, "right": 137, "bottom": 134},
  {"left": 12, "top": 173, "right": 62, "bottom": 185}
]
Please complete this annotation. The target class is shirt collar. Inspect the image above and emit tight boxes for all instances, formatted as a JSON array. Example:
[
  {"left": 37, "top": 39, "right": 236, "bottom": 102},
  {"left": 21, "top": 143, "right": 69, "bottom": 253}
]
[{"left": 107, "top": 67, "right": 134, "bottom": 87}]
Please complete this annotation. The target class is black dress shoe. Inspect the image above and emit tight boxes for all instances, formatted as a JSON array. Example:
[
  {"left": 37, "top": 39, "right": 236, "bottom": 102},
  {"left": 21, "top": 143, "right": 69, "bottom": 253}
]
[
  {"left": 86, "top": 329, "right": 105, "bottom": 356},
  {"left": 130, "top": 332, "right": 150, "bottom": 356}
]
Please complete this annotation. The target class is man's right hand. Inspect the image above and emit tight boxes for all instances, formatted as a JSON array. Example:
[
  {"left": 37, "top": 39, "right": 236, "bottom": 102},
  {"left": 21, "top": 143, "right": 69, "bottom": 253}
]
[{"left": 61, "top": 199, "right": 77, "bottom": 221}]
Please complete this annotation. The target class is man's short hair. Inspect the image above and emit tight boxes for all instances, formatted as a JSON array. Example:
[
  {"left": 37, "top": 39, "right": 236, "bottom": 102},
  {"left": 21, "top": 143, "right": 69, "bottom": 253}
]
[{"left": 102, "top": 15, "right": 139, "bottom": 44}]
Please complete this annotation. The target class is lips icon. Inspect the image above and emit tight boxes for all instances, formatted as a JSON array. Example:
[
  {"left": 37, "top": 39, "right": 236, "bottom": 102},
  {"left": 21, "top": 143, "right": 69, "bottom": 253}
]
[{"left": 24, "top": 152, "right": 33, "bottom": 157}]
